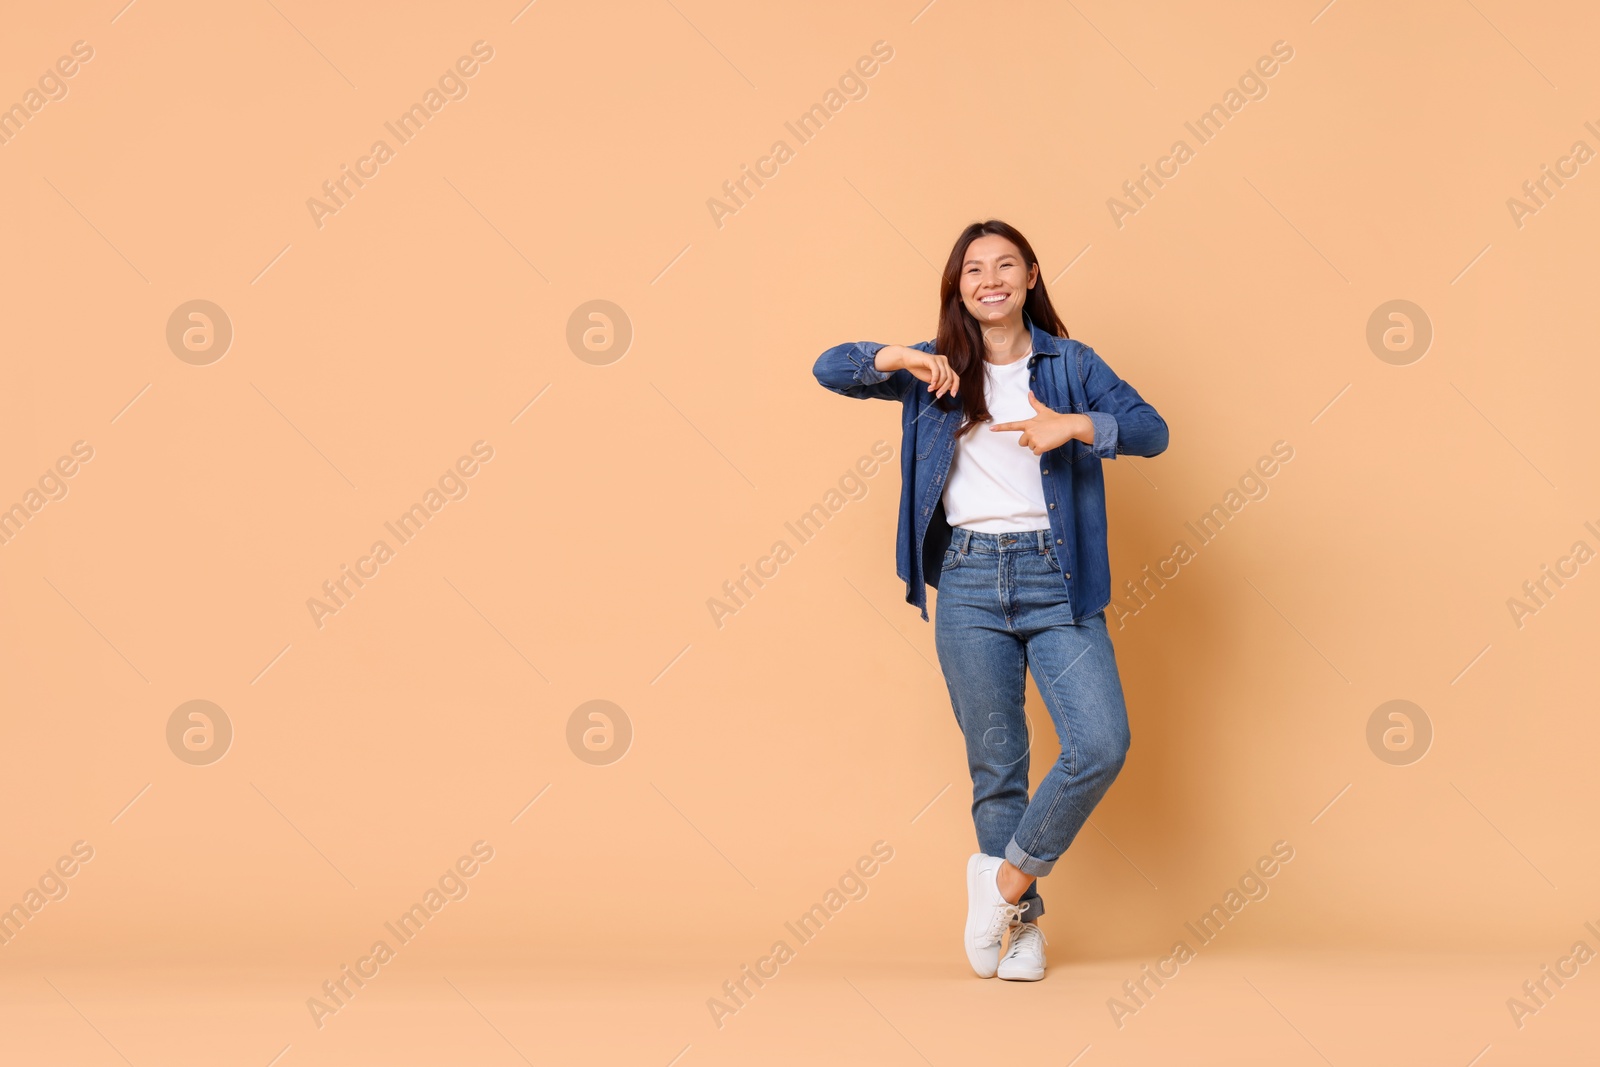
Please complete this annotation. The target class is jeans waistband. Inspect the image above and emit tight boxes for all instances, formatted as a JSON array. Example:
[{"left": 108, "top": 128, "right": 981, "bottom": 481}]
[{"left": 951, "top": 526, "right": 1053, "bottom": 553}]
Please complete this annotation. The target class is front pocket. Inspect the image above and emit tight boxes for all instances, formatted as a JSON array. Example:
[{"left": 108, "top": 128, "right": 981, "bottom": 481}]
[{"left": 941, "top": 547, "right": 961, "bottom": 571}]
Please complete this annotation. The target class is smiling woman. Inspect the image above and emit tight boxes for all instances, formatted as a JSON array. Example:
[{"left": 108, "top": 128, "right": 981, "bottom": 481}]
[{"left": 813, "top": 218, "right": 1169, "bottom": 983}]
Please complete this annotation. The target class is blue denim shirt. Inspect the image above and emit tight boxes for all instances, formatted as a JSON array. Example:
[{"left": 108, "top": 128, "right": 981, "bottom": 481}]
[{"left": 813, "top": 314, "right": 1168, "bottom": 622}]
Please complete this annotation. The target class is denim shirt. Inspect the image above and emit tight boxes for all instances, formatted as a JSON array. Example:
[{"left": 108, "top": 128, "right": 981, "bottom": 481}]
[{"left": 812, "top": 314, "right": 1169, "bottom": 622}]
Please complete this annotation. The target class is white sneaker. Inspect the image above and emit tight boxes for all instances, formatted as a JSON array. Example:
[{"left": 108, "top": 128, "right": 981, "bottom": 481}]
[
  {"left": 997, "top": 920, "right": 1048, "bottom": 981},
  {"left": 964, "top": 854, "right": 1023, "bottom": 978}
]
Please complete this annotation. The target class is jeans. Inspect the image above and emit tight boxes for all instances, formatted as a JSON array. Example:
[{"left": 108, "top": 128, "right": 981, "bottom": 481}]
[{"left": 933, "top": 525, "right": 1132, "bottom": 922}]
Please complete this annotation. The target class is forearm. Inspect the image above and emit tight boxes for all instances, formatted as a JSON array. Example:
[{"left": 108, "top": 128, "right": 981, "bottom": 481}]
[{"left": 874, "top": 344, "right": 915, "bottom": 373}]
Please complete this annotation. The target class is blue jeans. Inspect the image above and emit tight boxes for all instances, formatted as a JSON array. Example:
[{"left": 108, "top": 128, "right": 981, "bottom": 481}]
[{"left": 933, "top": 526, "right": 1132, "bottom": 922}]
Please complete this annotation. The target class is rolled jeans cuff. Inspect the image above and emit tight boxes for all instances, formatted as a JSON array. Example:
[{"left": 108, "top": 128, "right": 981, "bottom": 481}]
[{"left": 1006, "top": 838, "right": 1057, "bottom": 878}]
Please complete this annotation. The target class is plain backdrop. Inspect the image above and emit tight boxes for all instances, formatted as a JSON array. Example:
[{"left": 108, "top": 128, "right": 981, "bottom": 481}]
[{"left": 0, "top": 0, "right": 1595, "bottom": 992}]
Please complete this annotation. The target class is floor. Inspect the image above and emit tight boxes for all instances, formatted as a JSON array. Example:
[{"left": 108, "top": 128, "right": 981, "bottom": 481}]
[{"left": 4, "top": 950, "right": 1594, "bottom": 1066}]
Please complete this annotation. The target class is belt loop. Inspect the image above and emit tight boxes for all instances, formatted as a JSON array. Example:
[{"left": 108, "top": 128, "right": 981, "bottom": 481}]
[
  {"left": 961, "top": 527, "right": 972, "bottom": 553},
  {"left": 1035, "top": 529, "right": 1046, "bottom": 553}
]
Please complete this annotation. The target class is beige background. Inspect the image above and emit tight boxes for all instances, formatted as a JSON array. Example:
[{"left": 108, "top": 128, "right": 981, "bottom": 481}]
[{"left": 2, "top": 0, "right": 1597, "bottom": 1063}]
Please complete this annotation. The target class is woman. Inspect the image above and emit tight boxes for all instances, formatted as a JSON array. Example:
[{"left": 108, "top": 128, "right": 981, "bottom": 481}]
[{"left": 812, "top": 220, "right": 1168, "bottom": 981}]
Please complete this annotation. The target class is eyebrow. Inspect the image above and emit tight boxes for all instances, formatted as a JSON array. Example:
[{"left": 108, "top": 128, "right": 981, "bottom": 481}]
[{"left": 963, "top": 254, "right": 1018, "bottom": 267}]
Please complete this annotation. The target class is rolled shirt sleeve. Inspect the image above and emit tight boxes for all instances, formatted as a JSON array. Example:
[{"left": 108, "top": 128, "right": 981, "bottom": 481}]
[
  {"left": 851, "top": 342, "right": 891, "bottom": 386},
  {"left": 1085, "top": 410, "right": 1120, "bottom": 459}
]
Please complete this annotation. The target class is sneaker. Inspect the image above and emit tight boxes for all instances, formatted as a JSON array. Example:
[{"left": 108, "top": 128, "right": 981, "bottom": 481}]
[
  {"left": 964, "top": 853, "right": 1023, "bottom": 978},
  {"left": 997, "top": 920, "right": 1048, "bottom": 981}
]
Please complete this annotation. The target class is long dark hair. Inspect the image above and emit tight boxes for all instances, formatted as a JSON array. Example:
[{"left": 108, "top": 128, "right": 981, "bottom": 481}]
[{"left": 934, "top": 220, "right": 1069, "bottom": 436}]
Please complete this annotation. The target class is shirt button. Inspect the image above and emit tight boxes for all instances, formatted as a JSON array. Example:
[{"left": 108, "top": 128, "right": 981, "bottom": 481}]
[
  {"left": 1042, "top": 469, "right": 1049, "bottom": 475},
  {"left": 1055, "top": 539, "right": 1063, "bottom": 545},
  {"left": 1049, "top": 503, "right": 1055, "bottom": 509},
  {"left": 1064, "top": 572, "right": 1071, "bottom": 579}
]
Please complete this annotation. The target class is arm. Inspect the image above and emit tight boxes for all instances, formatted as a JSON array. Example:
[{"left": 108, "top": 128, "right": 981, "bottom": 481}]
[
  {"left": 1078, "top": 343, "right": 1169, "bottom": 459},
  {"left": 813, "top": 341, "right": 936, "bottom": 402}
]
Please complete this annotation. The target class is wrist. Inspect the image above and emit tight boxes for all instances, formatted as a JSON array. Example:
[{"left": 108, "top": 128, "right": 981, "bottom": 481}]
[{"left": 874, "top": 345, "right": 904, "bottom": 372}]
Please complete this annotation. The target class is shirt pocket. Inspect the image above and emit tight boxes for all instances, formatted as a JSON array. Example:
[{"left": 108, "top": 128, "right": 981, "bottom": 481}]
[{"left": 913, "top": 404, "right": 947, "bottom": 460}]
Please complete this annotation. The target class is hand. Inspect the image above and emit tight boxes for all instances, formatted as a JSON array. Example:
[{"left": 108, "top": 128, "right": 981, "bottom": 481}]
[
  {"left": 879, "top": 346, "right": 960, "bottom": 398},
  {"left": 989, "top": 393, "right": 1094, "bottom": 455}
]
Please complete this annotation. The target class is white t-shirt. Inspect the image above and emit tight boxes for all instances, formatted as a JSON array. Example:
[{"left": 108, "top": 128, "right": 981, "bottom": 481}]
[{"left": 942, "top": 351, "right": 1050, "bottom": 532}]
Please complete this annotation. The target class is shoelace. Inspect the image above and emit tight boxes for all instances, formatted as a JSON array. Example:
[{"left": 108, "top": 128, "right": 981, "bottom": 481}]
[
  {"left": 981, "top": 900, "right": 1026, "bottom": 945},
  {"left": 1006, "top": 921, "right": 1048, "bottom": 957}
]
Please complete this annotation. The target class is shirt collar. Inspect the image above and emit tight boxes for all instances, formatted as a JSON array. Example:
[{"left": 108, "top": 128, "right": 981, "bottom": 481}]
[{"left": 1023, "top": 311, "right": 1063, "bottom": 357}]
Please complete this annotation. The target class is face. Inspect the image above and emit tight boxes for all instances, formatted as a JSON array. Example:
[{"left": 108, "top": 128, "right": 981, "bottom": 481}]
[{"left": 958, "top": 234, "right": 1038, "bottom": 325}]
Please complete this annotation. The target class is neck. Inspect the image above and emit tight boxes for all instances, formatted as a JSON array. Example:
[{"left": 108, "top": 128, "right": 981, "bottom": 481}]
[{"left": 980, "top": 312, "right": 1031, "bottom": 363}]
